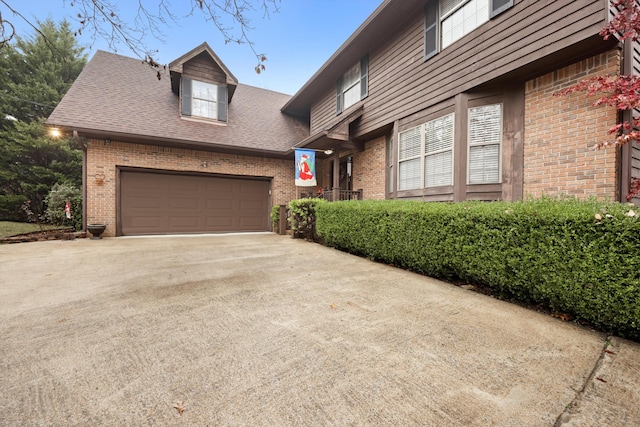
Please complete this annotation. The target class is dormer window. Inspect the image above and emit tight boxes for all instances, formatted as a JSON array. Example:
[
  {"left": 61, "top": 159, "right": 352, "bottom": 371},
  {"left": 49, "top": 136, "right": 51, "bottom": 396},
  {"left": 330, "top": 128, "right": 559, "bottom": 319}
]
[
  {"left": 181, "top": 77, "right": 228, "bottom": 122},
  {"left": 192, "top": 80, "right": 218, "bottom": 118}
]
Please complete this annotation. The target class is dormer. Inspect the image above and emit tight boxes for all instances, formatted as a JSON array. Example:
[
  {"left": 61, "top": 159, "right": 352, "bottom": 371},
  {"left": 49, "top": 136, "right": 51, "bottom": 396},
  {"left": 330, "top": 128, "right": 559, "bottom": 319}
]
[{"left": 169, "top": 42, "right": 238, "bottom": 123}]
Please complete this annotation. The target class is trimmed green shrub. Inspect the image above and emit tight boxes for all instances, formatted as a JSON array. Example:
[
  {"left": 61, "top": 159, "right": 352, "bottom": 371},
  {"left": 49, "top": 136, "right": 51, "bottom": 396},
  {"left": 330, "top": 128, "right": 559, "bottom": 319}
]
[
  {"left": 288, "top": 197, "right": 326, "bottom": 240},
  {"left": 45, "top": 183, "right": 82, "bottom": 231},
  {"left": 270, "top": 204, "right": 281, "bottom": 231},
  {"left": 316, "top": 198, "right": 640, "bottom": 340}
]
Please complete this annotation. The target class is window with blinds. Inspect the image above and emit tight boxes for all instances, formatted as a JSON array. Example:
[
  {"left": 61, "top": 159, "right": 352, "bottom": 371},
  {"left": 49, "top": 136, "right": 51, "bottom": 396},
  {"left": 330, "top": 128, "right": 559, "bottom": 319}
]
[
  {"left": 398, "top": 127, "right": 422, "bottom": 190},
  {"left": 398, "top": 113, "right": 454, "bottom": 191},
  {"left": 424, "top": 114, "right": 454, "bottom": 187},
  {"left": 468, "top": 104, "right": 501, "bottom": 184},
  {"left": 425, "top": 0, "right": 514, "bottom": 58}
]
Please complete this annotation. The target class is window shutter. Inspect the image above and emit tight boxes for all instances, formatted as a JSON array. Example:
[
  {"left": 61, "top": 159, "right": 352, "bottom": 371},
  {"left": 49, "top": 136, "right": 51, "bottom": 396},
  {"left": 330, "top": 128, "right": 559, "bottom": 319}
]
[
  {"left": 360, "top": 55, "right": 369, "bottom": 99},
  {"left": 217, "top": 84, "right": 227, "bottom": 122},
  {"left": 424, "top": 0, "right": 439, "bottom": 60},
  {"left": 490, "top": 0, "right": 513, "bottom": 18},
  {"left": 181, "top": 77, "right": 192, "bottom": 116},
  {"left": 336, "top": 76, "right": 343, "bottom": 115}
]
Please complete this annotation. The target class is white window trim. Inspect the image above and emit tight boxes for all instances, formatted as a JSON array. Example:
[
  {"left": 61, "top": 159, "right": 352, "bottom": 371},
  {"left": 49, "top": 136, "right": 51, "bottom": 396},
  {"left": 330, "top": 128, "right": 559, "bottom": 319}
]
[
  {"left": 397, "top": 113, "right": 455, "bottom": 191},
  {"left": 191, "top": 80, "right": 218, "bottom": 119},
  {"left": 467, "top": 103, "right": 503, "bottom": 185}
]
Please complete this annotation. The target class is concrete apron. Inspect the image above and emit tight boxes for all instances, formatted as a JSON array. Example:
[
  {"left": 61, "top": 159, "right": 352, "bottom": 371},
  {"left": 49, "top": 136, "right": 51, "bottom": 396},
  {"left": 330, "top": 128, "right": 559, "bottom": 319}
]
[{"left": 1, "top": 234, "right": 638, "bottom": 426}]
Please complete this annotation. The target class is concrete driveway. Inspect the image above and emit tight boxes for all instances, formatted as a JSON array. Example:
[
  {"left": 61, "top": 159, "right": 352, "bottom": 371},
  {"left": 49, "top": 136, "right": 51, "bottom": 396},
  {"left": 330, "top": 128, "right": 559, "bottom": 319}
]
[{"left": 1, "top": 234, "right": 639, "bottom": 426}]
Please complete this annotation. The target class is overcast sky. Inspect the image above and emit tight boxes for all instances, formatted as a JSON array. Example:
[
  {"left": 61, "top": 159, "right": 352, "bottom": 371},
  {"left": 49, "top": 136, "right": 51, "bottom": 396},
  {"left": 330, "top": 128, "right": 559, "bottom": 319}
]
[{"left": 5, "top": 0, "right": 383, "bottom": 95}]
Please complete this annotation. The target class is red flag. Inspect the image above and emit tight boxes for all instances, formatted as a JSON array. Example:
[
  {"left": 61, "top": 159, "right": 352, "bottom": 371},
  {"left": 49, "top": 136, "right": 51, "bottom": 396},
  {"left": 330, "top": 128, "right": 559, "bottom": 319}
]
[{"left": 65, "top": 200, "right": 72, "bottom": 219}]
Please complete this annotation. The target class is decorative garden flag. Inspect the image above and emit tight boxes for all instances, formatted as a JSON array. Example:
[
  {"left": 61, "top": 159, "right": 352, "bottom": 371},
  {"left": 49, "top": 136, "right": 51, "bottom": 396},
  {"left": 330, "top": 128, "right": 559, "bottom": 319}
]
[
  {"left": 295, "top": 149, "right": 317, "bottom": 187},
  {"left": 65, "top": 200, "right": 72, "bottom": 219}
]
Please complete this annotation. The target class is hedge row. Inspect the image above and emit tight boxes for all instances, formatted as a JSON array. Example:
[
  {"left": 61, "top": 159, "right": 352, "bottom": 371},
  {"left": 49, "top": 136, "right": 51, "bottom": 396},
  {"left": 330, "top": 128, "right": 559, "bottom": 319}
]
[{"left": 315, "top": 199, "right": 640, "bottom": 340}]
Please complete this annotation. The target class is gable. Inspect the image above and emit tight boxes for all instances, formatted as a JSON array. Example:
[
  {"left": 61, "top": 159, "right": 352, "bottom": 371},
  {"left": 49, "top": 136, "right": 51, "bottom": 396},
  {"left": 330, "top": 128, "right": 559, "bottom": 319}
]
[{"left": 183, "top": 52, "right": 227, "bottom": 86}]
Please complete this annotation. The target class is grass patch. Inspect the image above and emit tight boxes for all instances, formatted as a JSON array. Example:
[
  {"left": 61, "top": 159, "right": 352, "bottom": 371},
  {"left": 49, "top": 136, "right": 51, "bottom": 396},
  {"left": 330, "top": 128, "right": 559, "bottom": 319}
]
[{"left": 0, "top": 221, "right": 65, "bottom": 239}]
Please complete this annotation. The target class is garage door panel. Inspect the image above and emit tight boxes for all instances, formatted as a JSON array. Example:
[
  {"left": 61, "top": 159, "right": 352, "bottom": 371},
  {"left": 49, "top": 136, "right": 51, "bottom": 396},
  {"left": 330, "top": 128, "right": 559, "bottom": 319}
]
[
  {"left": 168, "top": 217, "right": 201, "bottom": 228},
  {"left": 170, "top": 197, "right": 200, "bottom": 210},
  {"left": 121, "top": 171, "right": 270, "bottom": 235}
]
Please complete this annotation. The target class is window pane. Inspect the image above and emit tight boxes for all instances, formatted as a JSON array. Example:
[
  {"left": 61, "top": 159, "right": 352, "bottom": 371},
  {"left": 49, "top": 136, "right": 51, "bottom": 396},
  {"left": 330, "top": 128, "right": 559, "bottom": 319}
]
[
  {"left": 342, "top": 62, "right": 361, "bottom": 91},
  {"left": 425, "top": 113, "right": 454, "bottom": 153},
  {"left": 192, "top": 98, "right": 217, "bottom": 119},
  {"left": 469, "top": 144, "right": 500, "bottom": 184},
  {"left": 343, "top": 84, "right": 361, "bottom": 110},
  {"left": 399, "top": 127, "right": 421, "bottom": 160},
  {"left": 469, "top": 104, "right": 501, "bottom": 146},
  {"left": 399, "top": 158, "right": 421, "bottom": 190},
  {"left": 425, "top": 150, "right": 453, "bottom": 187},
  {"left": 192, "top": 81, "right": 217, "bottom": 101},
  {"left": 468, "top": 103, "right": 501, "bottom": 184},
  {"left": 442, "top": 0, "right": 466, "bottom": 16},
  {"left": 441, "top": 0, "right": 489, "bottom": 48}
]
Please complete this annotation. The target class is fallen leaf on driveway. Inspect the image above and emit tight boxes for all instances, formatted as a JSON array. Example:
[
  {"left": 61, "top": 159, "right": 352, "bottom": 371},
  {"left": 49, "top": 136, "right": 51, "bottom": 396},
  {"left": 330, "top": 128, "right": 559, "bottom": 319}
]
[
  {"left": 173, "top": 401, "right": 185, "bottom": 415},
  {"left": 596, "top": 377, "right": 607, "bottom": 383},
  {"left": 551, "top": 313, "right": 573, "bottom": 321},
  {"left": 604, "top": 349, "right": 617, "bottom": 355},
  {"left": 330, "top": 303, "right": 337, "bottom": 310}
]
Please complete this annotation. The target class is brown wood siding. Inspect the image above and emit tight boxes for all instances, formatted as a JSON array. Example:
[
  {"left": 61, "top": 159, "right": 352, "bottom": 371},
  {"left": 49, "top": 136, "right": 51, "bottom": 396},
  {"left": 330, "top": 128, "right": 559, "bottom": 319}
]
[
  {"left": 310, "top": 0, "right": 609, "bottom": 139},
  {"left": 182, "top": 52, "right": 226, "bottom": 85},
  {"left": 120, "top": 170, "right": 270, "bottom": 235}
]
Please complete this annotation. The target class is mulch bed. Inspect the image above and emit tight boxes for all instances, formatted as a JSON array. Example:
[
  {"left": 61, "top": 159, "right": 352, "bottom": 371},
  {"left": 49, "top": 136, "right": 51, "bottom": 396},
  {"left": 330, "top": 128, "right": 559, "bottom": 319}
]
[{"left": 0, "top": 228, "right": 86, "bottom": 244}]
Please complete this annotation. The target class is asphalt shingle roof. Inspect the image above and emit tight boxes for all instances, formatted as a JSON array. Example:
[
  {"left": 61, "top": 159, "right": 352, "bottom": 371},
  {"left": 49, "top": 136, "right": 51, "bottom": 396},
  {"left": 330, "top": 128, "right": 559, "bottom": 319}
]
[{"left": 47, "top": 50, "right": 308, "bottom": 154}]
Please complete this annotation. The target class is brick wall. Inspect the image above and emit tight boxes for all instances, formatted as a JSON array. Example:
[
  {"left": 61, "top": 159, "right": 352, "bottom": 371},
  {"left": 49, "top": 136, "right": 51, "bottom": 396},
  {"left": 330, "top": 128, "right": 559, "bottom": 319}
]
[
  {"left": 524, "top": 49, "right": 620, "bottom": 200},
  {"left": 353, "top": 136, "right": 387, "bottom": 200},
  {"left": 86, "top": 140, "right": 295, "bottom": 236}
]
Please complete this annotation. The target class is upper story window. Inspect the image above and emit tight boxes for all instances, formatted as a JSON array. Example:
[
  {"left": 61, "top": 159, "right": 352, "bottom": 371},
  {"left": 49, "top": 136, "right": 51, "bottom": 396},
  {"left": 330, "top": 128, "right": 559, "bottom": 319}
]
[
  {"left": 425, "top": 0, "right": 513, "bottom": 59},
  {"left": 336, "top": 55, "right": 369, "bottom": 115},
  {"left": 181, "top": 77, "right": 228, "bottom": 122},
  {"left": 398, "top": 113, "right": 454, "bottom": 191}
]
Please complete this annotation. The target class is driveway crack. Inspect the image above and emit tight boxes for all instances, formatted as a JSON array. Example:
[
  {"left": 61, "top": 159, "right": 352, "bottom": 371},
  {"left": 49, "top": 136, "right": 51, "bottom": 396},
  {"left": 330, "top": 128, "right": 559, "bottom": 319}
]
[{"left": 553, "top": 335, "right": 612, "bottom": 426}]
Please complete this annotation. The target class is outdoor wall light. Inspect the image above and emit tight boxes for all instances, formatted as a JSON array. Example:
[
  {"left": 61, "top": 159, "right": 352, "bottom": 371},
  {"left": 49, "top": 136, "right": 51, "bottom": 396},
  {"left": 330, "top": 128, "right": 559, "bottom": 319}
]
[
  {"left": 324, "top": 149, "right": 334, "bottom": 155},
  {"left": 49, "top": 128, "right": 61, "bottom": 138},
  {"left": 104, "top": 138, "right": 111, "bottom": 145}
]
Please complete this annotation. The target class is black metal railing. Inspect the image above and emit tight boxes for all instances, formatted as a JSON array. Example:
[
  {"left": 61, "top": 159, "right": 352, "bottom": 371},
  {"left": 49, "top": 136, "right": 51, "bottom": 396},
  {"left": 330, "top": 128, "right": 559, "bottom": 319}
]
[{"left": 320, "top": 189, "right": 363, "bottom": 202}]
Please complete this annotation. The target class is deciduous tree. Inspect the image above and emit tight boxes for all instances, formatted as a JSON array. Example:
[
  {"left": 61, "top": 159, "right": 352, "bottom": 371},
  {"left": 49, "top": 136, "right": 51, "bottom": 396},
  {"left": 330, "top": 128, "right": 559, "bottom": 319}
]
[{"left": 0, "top": 0, "right": 280, "bottom": 74}]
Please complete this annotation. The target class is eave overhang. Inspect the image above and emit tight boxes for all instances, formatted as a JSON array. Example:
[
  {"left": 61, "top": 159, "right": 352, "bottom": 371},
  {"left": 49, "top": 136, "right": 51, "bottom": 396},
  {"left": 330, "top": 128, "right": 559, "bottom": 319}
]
[
  {"left": 288, "top": 106, "right": 364, "bottom": 154},
  {"left": 168, "top": 42, "right": 239, "bottom": 102}
]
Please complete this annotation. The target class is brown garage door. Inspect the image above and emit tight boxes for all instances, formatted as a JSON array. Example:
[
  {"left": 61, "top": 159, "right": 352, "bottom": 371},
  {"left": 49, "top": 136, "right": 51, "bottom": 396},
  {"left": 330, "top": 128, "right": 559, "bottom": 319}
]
[{"left": 120, "top": 171, "right": 270, "bottom": 235}]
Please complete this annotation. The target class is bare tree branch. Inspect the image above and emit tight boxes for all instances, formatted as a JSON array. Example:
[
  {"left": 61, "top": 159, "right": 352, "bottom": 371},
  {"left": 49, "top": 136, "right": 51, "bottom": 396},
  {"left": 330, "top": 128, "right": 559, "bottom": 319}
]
[{"left": 1, "top": 0, "right": 281, "bottom": 74}]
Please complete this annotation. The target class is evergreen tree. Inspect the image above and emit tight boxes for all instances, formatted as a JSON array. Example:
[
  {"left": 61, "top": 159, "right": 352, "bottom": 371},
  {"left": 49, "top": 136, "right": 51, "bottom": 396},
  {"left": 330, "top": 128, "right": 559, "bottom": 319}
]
[{"left": 0, "top": 19, "right": 86, "bottom": 220}]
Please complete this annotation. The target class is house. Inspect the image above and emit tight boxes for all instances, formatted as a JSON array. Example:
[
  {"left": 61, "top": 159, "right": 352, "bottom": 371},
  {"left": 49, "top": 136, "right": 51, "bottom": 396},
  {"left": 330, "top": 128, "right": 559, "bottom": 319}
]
[
  {"left": 283, "top": 0, "right": 639, "bottom": 205},
  {"left": 47, "top": 0, "right": 640, "bottom": 237},
  {"left": 47, "top": 43, "right": 308, "bottom": 236}
]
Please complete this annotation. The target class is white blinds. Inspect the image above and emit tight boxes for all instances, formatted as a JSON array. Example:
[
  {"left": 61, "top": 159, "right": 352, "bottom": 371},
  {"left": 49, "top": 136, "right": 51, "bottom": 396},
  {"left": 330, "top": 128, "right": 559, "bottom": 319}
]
[
  {"left": 398, "top": 127, "right": 422, "bottom": 190},
  {"left": 424, "top": 113, "right": 454, "bottom": 187},
  {"left": 468, "top": 104, "right": 501, "bottom": 184},
  {"left": 399, "top": 127, "right": 421, "bottom": 160},
  {"left": 398, "top": 113, "right": 454, "bottom": 190},
  {"left": 425, "top": 150, "right": 453, "bottom": 187}
]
